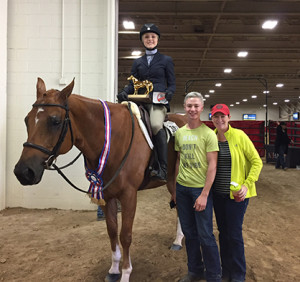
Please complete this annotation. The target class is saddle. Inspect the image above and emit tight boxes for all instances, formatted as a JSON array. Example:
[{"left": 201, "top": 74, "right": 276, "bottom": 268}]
[
  {"left": 138, "top": 105, "right": 178, "bottom": 143},
  {"left": 121, "top": 101, "right": 178, "bottom": 187}
]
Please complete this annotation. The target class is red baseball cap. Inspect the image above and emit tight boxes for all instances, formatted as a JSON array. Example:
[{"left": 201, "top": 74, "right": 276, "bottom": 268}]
[{"left": 211, "top": 104, "right": 230, "bottom": 116}]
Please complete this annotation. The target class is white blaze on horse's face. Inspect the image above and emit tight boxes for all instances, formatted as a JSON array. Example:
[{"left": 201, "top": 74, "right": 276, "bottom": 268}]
[{"left": 35, "top": 108, "right": 44, "bottom": 126}]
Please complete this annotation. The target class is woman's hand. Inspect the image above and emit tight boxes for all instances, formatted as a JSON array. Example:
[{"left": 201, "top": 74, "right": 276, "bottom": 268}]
[{"left": 233, "top": 185, "right": 248, "bottom": 202}]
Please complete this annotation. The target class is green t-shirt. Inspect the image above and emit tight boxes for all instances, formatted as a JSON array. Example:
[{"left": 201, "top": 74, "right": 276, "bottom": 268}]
[{"left": 175, "top": 123, "right": 219, "bottom": 187}]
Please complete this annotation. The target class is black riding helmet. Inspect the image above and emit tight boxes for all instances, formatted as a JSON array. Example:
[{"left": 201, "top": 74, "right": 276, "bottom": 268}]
[{"left": 139, "top": 23, "right": 160, "bottom": 40}]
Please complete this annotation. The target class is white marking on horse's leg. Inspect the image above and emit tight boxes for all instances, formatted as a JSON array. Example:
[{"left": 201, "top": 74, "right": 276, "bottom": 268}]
[
  {"left": 120, "top": 256, "right": 132, "bottom": 282},
  {"left": 173, "top": 217, "right": 184, "bottom": 246},
  {"left": 35, "top": 108, "right": 44, "bottom": 125},
  {"left": 108, "top": 244, "right": 121, "bottom": 274}
]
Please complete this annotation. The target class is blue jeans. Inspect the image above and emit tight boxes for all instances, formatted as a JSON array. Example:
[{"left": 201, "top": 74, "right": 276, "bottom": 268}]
[
  {"left": 97, "top": 205, "right": 104, "bottom": 217},
  {"left": 276, "top": 144, "right": 287, "bottom": 169},
  {"left": 176, "top": 183, "right": 222, "bottom": 282},
  {"left": 213, "top": 193, "right": 249, "bottom": 282}
]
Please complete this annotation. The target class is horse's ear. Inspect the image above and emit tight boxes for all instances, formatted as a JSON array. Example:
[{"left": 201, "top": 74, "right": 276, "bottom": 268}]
[
  {"left": 36, "top": 77, "right": 46, "bottom": 99},
  {"left": 60, "top": 78, "right": 75, "bottom": 100}
]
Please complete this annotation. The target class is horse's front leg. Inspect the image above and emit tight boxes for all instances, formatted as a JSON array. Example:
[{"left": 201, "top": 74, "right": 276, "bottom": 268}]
[
  {"left": 104, "top": 198, "right": 121, "bottom": 282},
  {"left": 119, "top": 192, "right": 137, "bottom": 282}
]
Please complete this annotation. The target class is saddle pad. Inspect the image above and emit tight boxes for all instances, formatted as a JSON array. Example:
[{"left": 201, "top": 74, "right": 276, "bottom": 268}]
[{"left": 163, "top": 120, "right": 179, "bottom": 136}]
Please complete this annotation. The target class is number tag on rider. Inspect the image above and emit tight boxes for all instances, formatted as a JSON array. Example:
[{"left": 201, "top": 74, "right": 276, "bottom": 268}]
[{"left": 152, "top": 92, "right": 168, "bottom": 104}]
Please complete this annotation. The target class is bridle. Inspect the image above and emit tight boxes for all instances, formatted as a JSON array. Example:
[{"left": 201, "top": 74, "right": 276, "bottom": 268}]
[
  {"left": 23, "top": 103, "right": 74, "bottom": 169},
  {"left": 22, "top": 101, "right": 135, "bottom": 195}
]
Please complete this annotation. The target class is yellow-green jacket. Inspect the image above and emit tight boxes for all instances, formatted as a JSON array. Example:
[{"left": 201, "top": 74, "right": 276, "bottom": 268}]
[{"left": 215, "top": 125, "right": 263, "bottom": 199}]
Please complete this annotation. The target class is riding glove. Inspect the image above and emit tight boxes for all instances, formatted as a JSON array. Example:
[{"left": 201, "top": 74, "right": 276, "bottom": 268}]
[
  {"left": 117, "top": 90, "right": 128, "bottom": 101},
  {"left": 165, "top": 90, "right": 173, "bottom": 102}
]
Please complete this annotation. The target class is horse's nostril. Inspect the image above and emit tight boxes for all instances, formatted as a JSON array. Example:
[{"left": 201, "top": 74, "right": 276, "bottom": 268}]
[
  {"left": 14, "top": 165, "right": 37, "bottom": 185},
  {"left": 25, "top": 167, "right": 35, "bottom": 182}
]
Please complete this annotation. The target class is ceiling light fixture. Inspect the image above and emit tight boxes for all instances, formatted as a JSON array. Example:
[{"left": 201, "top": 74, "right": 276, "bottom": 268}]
[
  {"left": 215, "top": 83, "right": 222, "bottom": 87},
  {"left": 236, "top": 102, "right": 240, "bottom": 104},
  {"left": 273, "top": 102, "right": 278, "bottom": 105},
  {"left": 123, "top": 20, "right": 135, "bottom": 29},
  {"left": 251, "top": 95, "right": 257, "bottom": 98},
  {"left": 263, "top": 90, "right": 270, "bottom": 94},
  {"left": 237, "top": 51, "right": 248, "bottom": 57},
  {"left": 230, "top": 104, "right": 234, "bottom": 107},
  {"left": 204, "top": 94, "right": 210, "bottom": 98},
  {"left": 224, "top": 68, "right": 232, "bottom": 73},
  {"left": 131, "top": 50, "right": 141, "bottom": 56},
  {"left": 284, "top": 99, "right": 290, "bottom": 102},
  {"left": 242, "top": 99, "right": 248, "bottom": 102},
  {"left": 262, "top": 20, "right": 278, "bottom": 30},
  {"left": 276, "top": 83, "right": 284, "bottom": 87},
  {"left": 209, "top": 90, "right": 215, "bottom": 93}
]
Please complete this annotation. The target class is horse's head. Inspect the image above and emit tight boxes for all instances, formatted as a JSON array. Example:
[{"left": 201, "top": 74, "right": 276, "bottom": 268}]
[
  {"left": 127, "top": 75, "right": 137, "bottom": 82},
  {"left": 14, "top": 78, "right": 75, "bottom": 185}
]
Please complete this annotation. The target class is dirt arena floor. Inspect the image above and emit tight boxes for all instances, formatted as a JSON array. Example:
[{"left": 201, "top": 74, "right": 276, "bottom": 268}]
[{"left": 1, "top": 162, "right": 300, "bottom": 282}]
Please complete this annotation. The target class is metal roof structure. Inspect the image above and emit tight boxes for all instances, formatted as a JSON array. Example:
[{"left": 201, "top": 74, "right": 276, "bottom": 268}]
[{"left": 118, "top": 0, "right": 300, "bottom": 111}]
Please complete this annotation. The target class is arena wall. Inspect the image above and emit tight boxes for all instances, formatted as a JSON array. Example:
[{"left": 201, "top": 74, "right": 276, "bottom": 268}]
[{"left": 4, "top": 0, "right": 116, "bottom": 210}]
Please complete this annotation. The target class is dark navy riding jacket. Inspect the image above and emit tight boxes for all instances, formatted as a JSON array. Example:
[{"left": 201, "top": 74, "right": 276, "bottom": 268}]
[{"left": 123, "top": 51, "right": 176, "bottom": 111}]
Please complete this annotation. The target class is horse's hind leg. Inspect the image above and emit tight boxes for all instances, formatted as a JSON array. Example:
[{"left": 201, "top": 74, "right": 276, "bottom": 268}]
[
  {"left": 171, "top": 216, "right": 184, "bottom": 250},
  {"left": 104, "top": 198, "right": 121, "bottom": 282}
]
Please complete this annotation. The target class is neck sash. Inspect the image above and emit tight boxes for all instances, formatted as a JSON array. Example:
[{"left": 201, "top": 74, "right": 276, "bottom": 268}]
[{"left": 85, "top": 99, "right": 111, "bottom": 201}]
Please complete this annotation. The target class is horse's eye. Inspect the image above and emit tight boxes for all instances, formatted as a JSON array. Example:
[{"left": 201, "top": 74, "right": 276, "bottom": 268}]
[{"left": 50, "top": 116, "right": 62, "bottom": 126}]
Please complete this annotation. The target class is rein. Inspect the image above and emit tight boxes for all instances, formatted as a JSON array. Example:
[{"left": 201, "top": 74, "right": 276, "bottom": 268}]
[
  {"left": 24, "top": 100, "right": 135, "bottom": 195},
  {"left": 54, "top": 102, "right": 135, "bottom": 195}
]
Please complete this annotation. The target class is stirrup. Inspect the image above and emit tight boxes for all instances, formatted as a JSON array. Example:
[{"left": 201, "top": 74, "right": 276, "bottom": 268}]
[{"left": 150, "top": 169, "right": 167, "bottom": 181}]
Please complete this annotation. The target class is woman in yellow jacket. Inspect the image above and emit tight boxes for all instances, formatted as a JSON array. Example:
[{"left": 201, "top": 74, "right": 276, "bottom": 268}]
[{"left": 211, "top": 104, "right": 263, "bottom": 282}]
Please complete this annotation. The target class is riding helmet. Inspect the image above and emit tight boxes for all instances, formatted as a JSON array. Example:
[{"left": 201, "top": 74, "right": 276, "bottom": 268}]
[{"left": 139, "top": 23, "right": 160, "bottom": 40}]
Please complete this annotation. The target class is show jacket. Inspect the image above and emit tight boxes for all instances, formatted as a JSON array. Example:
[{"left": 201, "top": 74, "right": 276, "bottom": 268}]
[
  {"left": 124, "top": 51, "right": 176, "bottom": 111},
  {"left": 215, "top": 125, "right": 263, "bottom": 199}
]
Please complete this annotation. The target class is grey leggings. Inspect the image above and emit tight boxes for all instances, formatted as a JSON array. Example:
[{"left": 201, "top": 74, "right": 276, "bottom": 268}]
[{"left": 144, "top": 104, "right": 167, "bottom": 135}]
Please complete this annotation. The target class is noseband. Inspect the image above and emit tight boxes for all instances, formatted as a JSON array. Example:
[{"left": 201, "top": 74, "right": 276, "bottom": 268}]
[{"left": 23, "top": 103, "right": 74, "bottom": 169}]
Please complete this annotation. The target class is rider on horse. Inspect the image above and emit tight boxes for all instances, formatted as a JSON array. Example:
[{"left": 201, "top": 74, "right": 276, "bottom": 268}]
[{"left": 118, "top": 23, "right": 176, "bottom": 181}]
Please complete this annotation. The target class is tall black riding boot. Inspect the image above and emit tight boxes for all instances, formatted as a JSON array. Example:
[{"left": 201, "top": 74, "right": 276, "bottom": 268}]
[{"left": 151, "top": 129, "right": 168, "bottom": 181}]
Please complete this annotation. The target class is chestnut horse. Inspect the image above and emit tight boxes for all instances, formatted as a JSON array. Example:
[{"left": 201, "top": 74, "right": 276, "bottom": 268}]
[{"left": 14, "top": 78, "right": 186, "bottom": 282}]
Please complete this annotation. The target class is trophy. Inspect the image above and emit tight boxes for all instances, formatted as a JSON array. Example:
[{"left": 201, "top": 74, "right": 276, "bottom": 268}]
[{"left": 127, "top": 75, "right": 153, "bottom": 103}]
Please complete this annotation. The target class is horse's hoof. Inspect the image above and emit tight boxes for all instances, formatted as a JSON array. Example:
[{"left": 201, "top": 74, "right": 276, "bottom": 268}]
[
  {"left": 170, "top": 244, "right": 182, "bottom": 251},
  {"left": 105, "top": 273, "right": 121, "bottom": 282}
]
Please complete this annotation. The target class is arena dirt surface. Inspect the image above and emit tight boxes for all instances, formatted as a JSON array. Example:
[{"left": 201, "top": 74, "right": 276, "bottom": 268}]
[{"left": 1, "top": 162, "right": 300, "bottom": 282}]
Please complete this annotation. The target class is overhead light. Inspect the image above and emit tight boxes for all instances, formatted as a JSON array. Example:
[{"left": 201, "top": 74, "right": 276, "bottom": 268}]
[
  {"left": 204, "top": 94, "right": 210, "bottom": 98},
  {"left": 273, "top": 102, "right": 278, "bottom": 105},
  {"left": 237, "top": 51, "right": 248, "bottom": 57},
  {"left": 131, "top": 50, "right": 141, "bottom": 56},
  {"left": 276, "top": 83, "right": 284, "bottom": 88},
  {"left": 242, "top": 99, "right": 248, "bottom": 102},
  {"left": 123, "top": 20, "right": 135, "bottom": 29},
  {"left": 263, "top": 104, "right": 267, "bottom": 107},
  {"left": 209, "top": 90, "right": 215, "bottom": 93},
  {"left": 203, "top": 98, "right": 206, "bottom": 101},
  {"left": 230, "top": 104, "right": 234, "bottom": 107},
  {"left": 251, "top": 95, "right": 257, "bottom": 98},
  {"left": 284, "top": 99, "right": 290, "bottom": 102},
  {"left": 236, "top": 102, "right": 240, "bottom": 104},
  {"left": 224, "top": 68, "right": 232, "bottom": 73},
  {"left": 215, "top": 83, "right": 222, "bottom": 87},
  {"left": 118, "top": 31, "right": 139, "bottom": 34},
  {"left": 263, "top": 90, "right": 270, "bottom": 94},
  {"left": 262, "top": 20, "right": 278, "bottom": 30}
]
